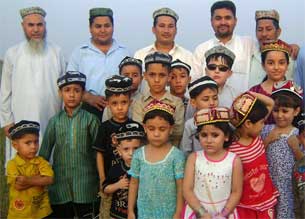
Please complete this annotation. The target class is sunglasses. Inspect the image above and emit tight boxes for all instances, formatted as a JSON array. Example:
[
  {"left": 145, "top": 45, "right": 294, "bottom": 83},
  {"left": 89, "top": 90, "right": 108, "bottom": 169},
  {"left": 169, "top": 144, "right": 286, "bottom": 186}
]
[{"left": 206, "top": 64, "right": 230, "bottom": 72}]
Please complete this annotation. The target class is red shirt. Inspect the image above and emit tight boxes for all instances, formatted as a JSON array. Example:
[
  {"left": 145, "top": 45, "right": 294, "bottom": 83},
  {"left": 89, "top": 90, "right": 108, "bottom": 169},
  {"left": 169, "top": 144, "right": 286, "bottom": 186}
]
[{"left": 229, "top": 136, "right": 279, "bottom": 211}]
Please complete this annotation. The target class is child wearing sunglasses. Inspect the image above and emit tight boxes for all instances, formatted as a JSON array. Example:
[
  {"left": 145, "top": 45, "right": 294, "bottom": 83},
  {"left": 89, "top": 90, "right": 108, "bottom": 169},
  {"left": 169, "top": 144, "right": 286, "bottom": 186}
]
[{"left": 205, "top": 45, "right": 239, "bottom": 108}]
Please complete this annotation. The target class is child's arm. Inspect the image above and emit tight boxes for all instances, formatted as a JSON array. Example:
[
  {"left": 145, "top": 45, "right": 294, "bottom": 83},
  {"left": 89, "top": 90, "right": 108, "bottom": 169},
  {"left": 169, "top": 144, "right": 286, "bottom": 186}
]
[
  {"left": 249, "top": 91, "right": 274, "bottom": 117},
  {"left": 127, "top": 177, "right": 139, "bottom": 219},
  {"left": 97, "top": 152, "right": 106, "bottom": 185},
  {"left": 220, "top": 156, "right": 243, "bottom": 217},
  {"left": 104, "top": 175, "right": 129, "bottom": 194},
  {"left": 15, "top": 175, "right": 53, "bottom": 191},
  {"left": 183, "top": 153, "right": 211, "bottom": 219},
  {"left": 39, "top": 118, "right": 56, "bottom": 160},
  {"left": 173, "top": 178, "right": 183, "bottom": 219},
  {"left": 288, "top": 135, "right": 304, "bottom": 160}
]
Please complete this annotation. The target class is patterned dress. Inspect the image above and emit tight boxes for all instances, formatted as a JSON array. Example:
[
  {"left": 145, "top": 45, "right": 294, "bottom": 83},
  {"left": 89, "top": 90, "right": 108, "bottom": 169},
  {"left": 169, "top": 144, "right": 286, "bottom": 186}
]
[
  {"left": 128, "top": 146, "right": 185, "bottom": 219},
  {"left": 183, "top": 151, "right": 239, "bottom": 219},
  {"left": 262, "top": 125, "right": 299, "bottom": 219}
]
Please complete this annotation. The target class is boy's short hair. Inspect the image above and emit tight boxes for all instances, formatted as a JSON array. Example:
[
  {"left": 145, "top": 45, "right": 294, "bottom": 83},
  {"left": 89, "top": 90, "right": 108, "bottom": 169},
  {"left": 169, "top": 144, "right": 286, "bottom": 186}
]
[
  {"left": 116, "top": 122, "right": 145, "bottom": 143},
  {"left": 9, "top": 120, "right": 40, "bottom": 140},
  {"left": 231, "top": 92, "right": 268, "bottom": 128},
  {"left": 205, "top": 45, "right": 235, "bottom": 69},
  {"left": 188, "top": 76, "right": 218, "bottom": 99},
  {"left": 211, "top": 0, "right": 236, "bottom": 17},
  {"left": 119, "top": 56, "right": 143, "bottom": 74},
  {"left": 144, "top": 52, "right": 172, "bottom": 72},
  {"left": 105, "top": 75, "right": 132, "bottom": 99},
  {"left": 57, "top": 71, "right": 86, "bottom": 90},
  {"left": 171, "top": 59, "right": 191, "bottom": 75}
]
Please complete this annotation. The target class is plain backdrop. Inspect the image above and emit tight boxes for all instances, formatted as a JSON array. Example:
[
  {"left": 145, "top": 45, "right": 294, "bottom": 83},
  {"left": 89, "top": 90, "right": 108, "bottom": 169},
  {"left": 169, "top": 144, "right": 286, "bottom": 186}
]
[{"left": 0, "top": 0, "right": 304, "bottom": 60}]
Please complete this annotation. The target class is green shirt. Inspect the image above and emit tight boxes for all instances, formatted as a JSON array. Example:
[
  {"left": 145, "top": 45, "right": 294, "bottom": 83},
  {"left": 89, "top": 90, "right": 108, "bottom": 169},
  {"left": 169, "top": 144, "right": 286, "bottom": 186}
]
[{"left": 39, "top": 105, "right": 100, "bottom": 204}]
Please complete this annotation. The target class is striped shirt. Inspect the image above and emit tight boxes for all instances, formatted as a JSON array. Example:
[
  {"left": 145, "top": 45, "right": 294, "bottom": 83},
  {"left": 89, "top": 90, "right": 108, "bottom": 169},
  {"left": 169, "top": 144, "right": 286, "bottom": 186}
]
[
  {"left": 39, "top": 105, "right": 100, "bottom": 204},
  {"left": 229, "top": 136, "right": 279, "bottom": 211}
]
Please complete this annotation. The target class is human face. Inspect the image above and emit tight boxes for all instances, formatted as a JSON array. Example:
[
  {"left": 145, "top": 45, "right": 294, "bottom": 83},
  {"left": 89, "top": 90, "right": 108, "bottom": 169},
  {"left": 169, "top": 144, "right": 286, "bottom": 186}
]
[
  {"left": 247, "top": 118, "right": 265, "bottom": 137},
  {"left": 144, "top": 63, "right": 169, "bottom": 96},
  {"left": 169, "top": 67, "right": 191, "bottom": 97},
  {"left": 211, "top": 8, "right": 236, "bottom": 40},
  {"left": 107, "top": 94, "right": 130, "bottom": 122},
  {"left": 60, "top": 84, "right": 83, "bottom": 111},
  {"left": 118, "top": 139, "right": 141, "bottom": 166},
  {"left": 153, "top": 16, "right": 177, "bottom": 45},
  {"left": 190, "top": 88, "right": 218, "bottom": 110},
  {"left": 205, "top": 57, "right": 232, "bottom": 88},
  {"left": 13, "top": 134, "right": 39, "bottom": 161},
  {"left": 22, "top": 14, "right": 46, "bottom": 41},
  {"left": 90, "top": 16, "right": 113, "bottom": 45},
  {"left": 144, "top": 116, "right": 173, "bottom": 148},
  {"left": 198, "top": 124, "right": 228, "bottom": 155},
  {"left": 272, "top": 106, "right": 299, "bottom": 128},
  {"left": 121, "top": 65, "right": 143, "bottom": 92},
  {"left": 256, "top": 19, "right": 281, "bottom": 46},
  {"left": 263, "top": 51, "right": 288, "bottom": 82}
]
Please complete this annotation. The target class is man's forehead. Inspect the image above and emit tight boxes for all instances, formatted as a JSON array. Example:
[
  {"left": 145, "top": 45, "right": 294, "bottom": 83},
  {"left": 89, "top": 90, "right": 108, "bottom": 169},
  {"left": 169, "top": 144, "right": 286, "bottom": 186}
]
[
  {"left": 23, "top": 14, "right": 45, "bottom": 23},
  {"left": 212, "top": 8, "right": 235, "bottom": 17},
  {"left": 156, "top": 15, "right": 176, "bottom": 24},
  {"left": 92, "top": 16, "right": 112, "bottom": 24},
  {"left": 256, "top": 19, "right": 275, "bottom": 27}
]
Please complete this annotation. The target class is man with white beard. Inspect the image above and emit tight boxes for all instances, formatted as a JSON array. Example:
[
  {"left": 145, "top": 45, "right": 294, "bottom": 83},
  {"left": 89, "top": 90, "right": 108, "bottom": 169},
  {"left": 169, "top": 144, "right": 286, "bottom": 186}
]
[{"left": 0, "top": 6, "right": 65, "bottom": 163}]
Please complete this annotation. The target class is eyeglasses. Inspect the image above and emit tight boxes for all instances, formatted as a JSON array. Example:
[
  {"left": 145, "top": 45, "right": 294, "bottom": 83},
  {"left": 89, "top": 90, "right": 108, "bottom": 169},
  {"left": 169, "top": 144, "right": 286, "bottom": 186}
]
[{"left": 206, "top": 64, "right": 230, "bottom": 72}]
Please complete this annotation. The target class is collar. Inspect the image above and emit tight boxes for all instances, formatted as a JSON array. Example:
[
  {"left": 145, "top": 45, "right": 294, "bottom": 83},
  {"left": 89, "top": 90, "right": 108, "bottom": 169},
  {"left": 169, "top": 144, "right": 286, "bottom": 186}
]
[
  {"left": 213, "top": 34, "right": 236, "bottom": 45},
  {"left": 147, "top": 42, "right": 179, "bottom": 55},
  {"left": 64, "top": 104, "right": 82, "bottom": 117},
  {"left": 80, "top": 39, "right": 123, "bottom": 54},
  {"left": 143, "top": 90, "right": 173, "bottom": 102},
  {"left": 14, "top": 154, "right": 40, "bottom": 166}
]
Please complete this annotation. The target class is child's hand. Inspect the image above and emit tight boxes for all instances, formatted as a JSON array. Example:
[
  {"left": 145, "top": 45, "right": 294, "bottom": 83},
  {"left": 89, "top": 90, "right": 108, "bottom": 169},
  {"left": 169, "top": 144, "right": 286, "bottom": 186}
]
[
  {"left": 15, "top": 176, "right": 29, "bottom": 186},
  {"left": 116, "top": 175, "right": 129, "bottom": 189},
  {"left": 288, "top": 135, "right": 300, "bottom": 150},
  {"left": 201, "top": 213, "right": 213, "bottom": 219},
  {"left": 264, "top": 128, "right": 282, "bottom": 147}
]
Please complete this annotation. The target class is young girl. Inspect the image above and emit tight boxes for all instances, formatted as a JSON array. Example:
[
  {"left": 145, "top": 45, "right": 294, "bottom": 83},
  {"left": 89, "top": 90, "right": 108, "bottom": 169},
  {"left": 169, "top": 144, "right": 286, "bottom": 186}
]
[
  {"left": 262, "top": 80, "right": 304, "bottom": 219},
  {"left": 183, "top": 107, "right": 243, "bottom": 219},
  {"left": 229, "top": 92, "right": 279, "bottom": 219},
  {"left": 250, "top": 39, "right": 291, "bottom": 124},
  {"left": 128, "top": 99, "right": 185, "bottom": 219}
]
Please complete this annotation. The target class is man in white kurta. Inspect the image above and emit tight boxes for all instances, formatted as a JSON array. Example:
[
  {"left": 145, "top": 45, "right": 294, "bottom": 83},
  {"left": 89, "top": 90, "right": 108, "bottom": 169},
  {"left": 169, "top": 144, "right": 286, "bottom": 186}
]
[
  {"left": 192, "top": 1, "right": 255, "bottom": 94},
  {"left": 0, "top": 7, "right": 65, "bottom": 162}
]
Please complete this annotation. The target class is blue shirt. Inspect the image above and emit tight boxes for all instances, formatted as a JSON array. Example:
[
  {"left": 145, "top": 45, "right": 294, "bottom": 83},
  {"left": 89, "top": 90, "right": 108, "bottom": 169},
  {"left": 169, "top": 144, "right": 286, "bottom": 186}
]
[{"left": 67, "top": 39, "right": 130, "bottom": 95}]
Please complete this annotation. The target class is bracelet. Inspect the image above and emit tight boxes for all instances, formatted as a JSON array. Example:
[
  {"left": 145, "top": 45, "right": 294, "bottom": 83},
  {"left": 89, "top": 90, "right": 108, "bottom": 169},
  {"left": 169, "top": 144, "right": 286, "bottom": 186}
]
[
  {"left": 195, "top": 206, "right": 207, "bottom": 218},
  {"left": 220, "top": 207, "right": 230, "bottom": 218}
]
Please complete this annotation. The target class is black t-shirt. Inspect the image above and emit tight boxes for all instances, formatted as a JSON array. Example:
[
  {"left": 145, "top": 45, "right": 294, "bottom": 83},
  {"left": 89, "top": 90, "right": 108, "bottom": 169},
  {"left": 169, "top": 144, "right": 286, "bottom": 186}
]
[
  {"left": 102, "top": 161, "right": 134, "bottom": 219},
  {"left": 92, "top": 118, "right": 134, "bottom": 175}
]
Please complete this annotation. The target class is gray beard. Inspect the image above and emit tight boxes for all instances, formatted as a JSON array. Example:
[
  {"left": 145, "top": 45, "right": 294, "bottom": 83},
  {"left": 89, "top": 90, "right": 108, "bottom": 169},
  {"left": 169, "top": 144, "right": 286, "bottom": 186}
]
[{"left": 25, "top": 33, "right": 47, "bottom": 55}]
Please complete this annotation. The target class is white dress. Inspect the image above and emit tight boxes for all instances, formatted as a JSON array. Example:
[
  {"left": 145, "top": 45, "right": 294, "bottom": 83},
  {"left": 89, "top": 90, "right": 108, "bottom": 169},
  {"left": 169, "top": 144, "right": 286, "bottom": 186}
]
[{"left": 183, "top": 150, "right": 239, "bottom": 219}]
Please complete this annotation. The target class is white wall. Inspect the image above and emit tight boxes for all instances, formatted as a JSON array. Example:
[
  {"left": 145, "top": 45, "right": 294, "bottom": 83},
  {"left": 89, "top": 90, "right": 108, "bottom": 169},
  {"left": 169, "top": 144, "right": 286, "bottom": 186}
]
[{"left": 0, "top": 0, "right": 304, "bottom": 60}]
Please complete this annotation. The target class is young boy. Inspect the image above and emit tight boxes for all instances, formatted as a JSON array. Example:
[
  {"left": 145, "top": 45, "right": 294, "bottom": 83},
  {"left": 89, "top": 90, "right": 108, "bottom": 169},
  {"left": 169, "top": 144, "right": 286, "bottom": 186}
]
[
  {"left": 93, "top": 75, "right": 135, "bottom": 219},
  {"left": 229, "top": 92, "right": 279, "bottom": 219},
  {"left": 102, "top": 56, "right": 143, "bottom": 122},
  {"left": 180, "top": 76, "right": 219, "bottom": 155},
  {"left": 169, "top": 59, "right": 192, "bottom": 110},
  {"left": 7, "top": 120, "right": 53, "bottom": 219},
  {"left": 184, "top": 46, "right": 238, "bottom": 121},
  {"left": 39, "top": 71, "right": 100, "bottom": 218},
  {"left": 102, "top": 122, "right": 145, "bottom": 219},
  {"left": 132, "top": 51, "right": 185, "bottom": 146},
  {"left": 205, "top": 45, "right": 239, "bottom": 108}
]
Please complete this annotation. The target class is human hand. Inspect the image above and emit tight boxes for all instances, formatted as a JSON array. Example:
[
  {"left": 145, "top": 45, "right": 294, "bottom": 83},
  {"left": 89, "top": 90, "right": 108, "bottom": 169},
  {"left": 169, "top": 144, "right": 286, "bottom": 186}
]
[
  {"left": 265, "top": 128, "right": 282, "bottom": 145},
  {"left": 127, "top": 211, "right": 136, "bottom": 219},
  {"left": 4, "top": 123, "right": 14, "bottom": 138},
  {"left": 289, "top": 44, "right": 300, "bottom": 60},
  {"left": 201, "top": 213, "right": 213, "bottom": 219},
  {"left": 83, "top": 92, "right": 107, "bottom": 111},
  {"left": 116, "top": 175, "right": 129, "bottom": 189},
  {"left": 15, "top": 176, "right": 29, "bottom": 187},
  {"left": 212, "top": 213, "right": 226, "bottom": 219},
  {"left": 288, "top": 135, "right": 300, "bottom": 150}
]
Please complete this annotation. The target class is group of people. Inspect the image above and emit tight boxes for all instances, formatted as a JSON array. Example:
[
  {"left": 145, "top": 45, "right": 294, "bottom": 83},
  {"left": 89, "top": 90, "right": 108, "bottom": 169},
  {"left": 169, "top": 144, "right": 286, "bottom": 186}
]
[{"left": 1, "top": 0, "right": 305, "bottom": 219}]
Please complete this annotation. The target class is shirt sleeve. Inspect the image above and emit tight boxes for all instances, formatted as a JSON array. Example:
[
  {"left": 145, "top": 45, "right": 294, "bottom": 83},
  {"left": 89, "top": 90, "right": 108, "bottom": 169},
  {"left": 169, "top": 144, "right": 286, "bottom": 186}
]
[
  {"left": 0, "top": 49, "right": 14, "bottom": 126},
  {"left": 180, "top": 120, "right": 195, "bottom": 156},
  {"left": 128, "top": 149, "right": 141, "bottom": 179},
  {"left": 173, "top": 149, "right": 185, "bottom": 180},
  {"left": 39, "top": 117, "right": 56, "bottom": 160},
  {"left": 92, "top": 123, "right": 107, "bottom": 152},
  {"left": 37, "top": 157, "right": 54, "bottom": 177},
  {"left": 89, "top": 114, "right": 101, "bottom": 144},
  {"left": 67, "top": 47, "right": 80, "bottom": 72},
  {"left": 6, "top": 159, "right": 18, "bottom": 185},
  {"left": 171, "top": 98, "right": 185, "bottom": 146},
  {"left": 131, "top": 98, "right": 144, "bottom": 125}
]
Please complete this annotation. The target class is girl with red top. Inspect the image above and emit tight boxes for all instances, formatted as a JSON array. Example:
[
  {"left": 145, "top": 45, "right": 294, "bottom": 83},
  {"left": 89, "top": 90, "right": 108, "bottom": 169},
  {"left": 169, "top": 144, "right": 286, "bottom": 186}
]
[{"left": 229, "top": 92, "right": 279, "bottom": 219}]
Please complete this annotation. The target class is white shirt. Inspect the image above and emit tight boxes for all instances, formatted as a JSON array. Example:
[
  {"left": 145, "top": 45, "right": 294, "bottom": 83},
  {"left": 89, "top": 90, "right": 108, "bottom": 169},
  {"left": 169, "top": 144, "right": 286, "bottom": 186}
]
[
  {"left": 192, "top": 35, "right": 256, "bottom": 93},
  {"left": 0, "top": 41, "right": 65, "bottom": 160}
]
